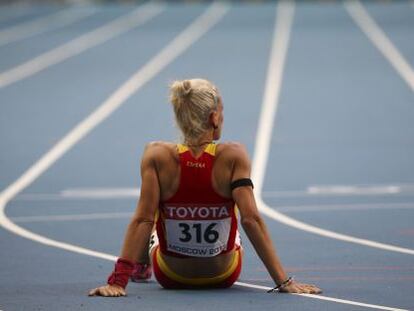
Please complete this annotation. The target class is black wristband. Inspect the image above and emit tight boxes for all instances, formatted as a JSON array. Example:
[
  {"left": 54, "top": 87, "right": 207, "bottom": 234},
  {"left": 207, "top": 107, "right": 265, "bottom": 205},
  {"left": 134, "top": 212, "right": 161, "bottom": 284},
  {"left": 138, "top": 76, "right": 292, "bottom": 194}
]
[{"left": 267, "top": 277, "right": 293, "bottom": 293}]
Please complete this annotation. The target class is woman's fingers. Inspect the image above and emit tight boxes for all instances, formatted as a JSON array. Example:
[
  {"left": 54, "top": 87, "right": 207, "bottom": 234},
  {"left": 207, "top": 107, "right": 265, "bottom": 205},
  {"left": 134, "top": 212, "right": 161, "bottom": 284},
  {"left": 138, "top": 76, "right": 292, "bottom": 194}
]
[
  {"left": 88, "top": 287, "right": 106, "bottom": 296},
  {"left": 309, "top": 285, "right": 322, "bottom": 294},
  {"left": 300, "top": 283, "right": 322, "bottom": 294},
  {"left": 107, "top": 285, "right": 126, "bottom": 297},
  {"left": 119, "top": 288, "right": 127, "bottom": 296},
  {"left": 88, "top": 285, "right": 127, "bottom": 297},
  {"left": 88, "top": 288, "right": 98, "bottom": 296},
  {"left": 106, "top": 287, "right": 116, "bottom": 296},
  {"left": 100, "top": 287, "right": 110, "bottom": 296},
  {"left": 278, "top": 281, "right": 322, "bottom": 294},
  {"left": 295, "top": 284, "right": 311, "bottom": 294}
]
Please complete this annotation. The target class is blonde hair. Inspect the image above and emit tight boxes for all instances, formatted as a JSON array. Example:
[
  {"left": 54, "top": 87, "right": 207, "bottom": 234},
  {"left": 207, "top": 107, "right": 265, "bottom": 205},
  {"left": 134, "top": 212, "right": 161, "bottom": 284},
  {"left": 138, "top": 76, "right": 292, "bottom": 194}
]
[{"left": 169, "top": 78, "right": 220, "bottom": 144}]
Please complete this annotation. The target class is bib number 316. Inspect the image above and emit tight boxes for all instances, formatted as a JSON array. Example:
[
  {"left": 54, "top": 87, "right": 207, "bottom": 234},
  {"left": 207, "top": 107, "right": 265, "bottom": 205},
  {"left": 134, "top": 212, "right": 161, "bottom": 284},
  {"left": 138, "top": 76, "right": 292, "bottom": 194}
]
[
  {"left": 165, "top": 218, "right": 231, "bottom": 257},
  {"left": 178, "top": 223, "right": 219, "bottom": 244}
]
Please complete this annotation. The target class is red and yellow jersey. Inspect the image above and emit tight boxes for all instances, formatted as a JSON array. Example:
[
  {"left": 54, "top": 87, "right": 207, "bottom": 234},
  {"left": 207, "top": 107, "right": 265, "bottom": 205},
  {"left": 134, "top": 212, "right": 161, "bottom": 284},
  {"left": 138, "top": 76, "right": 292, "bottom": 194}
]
[{"left": 156, "top": 143, "right": 238, "bottom": 258}]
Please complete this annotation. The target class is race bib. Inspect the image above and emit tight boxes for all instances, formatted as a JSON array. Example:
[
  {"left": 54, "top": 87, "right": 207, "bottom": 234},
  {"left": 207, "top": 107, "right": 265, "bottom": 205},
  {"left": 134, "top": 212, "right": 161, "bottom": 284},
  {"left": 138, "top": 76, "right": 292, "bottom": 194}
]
[{"left": 163, "top": 204, "right": 233, "bottom": 257}]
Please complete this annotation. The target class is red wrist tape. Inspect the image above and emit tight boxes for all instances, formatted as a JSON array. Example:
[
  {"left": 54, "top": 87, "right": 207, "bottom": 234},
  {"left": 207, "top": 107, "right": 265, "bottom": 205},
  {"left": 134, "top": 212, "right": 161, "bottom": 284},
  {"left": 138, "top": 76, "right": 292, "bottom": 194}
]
[{"left": 107, "top": 258, "right": 134, "bottom": 289}]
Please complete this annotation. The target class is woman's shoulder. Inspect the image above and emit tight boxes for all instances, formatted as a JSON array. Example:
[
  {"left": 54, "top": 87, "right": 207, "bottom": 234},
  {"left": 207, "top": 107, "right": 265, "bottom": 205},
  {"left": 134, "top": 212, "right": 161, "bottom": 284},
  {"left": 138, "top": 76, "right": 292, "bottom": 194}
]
[
  {"left": 145, "top": 141, "right": 176, "bottom": 150},
  {"left": 217, "top": 141, "right": 248, "bottom": 153},
  {"left": 142, "top": 141, "right": 177, "bottom": 160},
  {"left": 216, "top": 141, "right": 250, "bottom": 162}
]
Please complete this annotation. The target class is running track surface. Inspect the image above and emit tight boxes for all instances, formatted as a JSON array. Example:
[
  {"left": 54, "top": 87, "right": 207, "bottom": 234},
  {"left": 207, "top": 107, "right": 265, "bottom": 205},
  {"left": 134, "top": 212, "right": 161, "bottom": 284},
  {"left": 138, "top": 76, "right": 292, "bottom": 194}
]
[{"left": 0, "top": 1, "right": 413, "bottom": 311}]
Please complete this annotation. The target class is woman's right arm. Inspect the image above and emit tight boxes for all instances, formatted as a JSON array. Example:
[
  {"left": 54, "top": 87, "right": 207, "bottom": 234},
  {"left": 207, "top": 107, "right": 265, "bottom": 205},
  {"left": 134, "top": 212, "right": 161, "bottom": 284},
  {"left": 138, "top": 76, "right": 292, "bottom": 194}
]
[
  {"left": 88, "top": 144, "right": 160, "bottom": 297},
  {"left": 230, "top": 144, "right": 321, "bottom": 294}
]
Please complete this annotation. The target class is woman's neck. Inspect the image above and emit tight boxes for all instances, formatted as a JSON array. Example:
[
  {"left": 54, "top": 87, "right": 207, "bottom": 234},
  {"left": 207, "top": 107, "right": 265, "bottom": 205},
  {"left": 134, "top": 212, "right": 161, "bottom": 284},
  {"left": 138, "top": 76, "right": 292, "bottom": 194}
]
[
  {"left": 184, "top": 132, "right": 214, "bottom": 147},
  {"left": 185, "top": 140, "right": 212, "bottom": 148}
]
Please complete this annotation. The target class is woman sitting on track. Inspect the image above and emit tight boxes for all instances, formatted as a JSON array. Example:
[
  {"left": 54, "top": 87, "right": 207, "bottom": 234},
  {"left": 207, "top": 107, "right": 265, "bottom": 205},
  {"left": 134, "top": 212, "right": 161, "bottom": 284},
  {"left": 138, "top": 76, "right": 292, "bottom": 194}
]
[{"left": 89, "top": 78, "right": 322, "bottom": 297}]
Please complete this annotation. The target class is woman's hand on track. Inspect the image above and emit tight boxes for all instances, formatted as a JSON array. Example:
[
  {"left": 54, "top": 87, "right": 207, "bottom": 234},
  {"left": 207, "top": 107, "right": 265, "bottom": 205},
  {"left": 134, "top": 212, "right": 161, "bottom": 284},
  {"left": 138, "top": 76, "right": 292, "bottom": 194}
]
[
  {"left": 88, "top": 284, "right": 126, "bottom": 297},
  {"left": 279, "top": 280, "right": 322, "bottom": 294}
]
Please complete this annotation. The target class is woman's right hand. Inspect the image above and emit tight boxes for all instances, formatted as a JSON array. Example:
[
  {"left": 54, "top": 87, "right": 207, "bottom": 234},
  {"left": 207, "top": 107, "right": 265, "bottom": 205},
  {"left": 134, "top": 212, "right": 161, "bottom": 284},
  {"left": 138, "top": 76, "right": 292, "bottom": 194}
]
[
  {"left": 279, "top": 280, "right": 322, "bottom": 294},
  {"left": 88, "top": 284, "right": 126, "bottom": 297}
]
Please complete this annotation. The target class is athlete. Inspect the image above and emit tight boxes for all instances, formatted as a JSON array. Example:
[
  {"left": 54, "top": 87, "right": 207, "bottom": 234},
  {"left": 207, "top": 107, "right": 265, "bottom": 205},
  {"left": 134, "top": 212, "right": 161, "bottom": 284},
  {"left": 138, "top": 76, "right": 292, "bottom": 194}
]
[{"left": 89, "top": 78, "right": 322, "bottom": 297}]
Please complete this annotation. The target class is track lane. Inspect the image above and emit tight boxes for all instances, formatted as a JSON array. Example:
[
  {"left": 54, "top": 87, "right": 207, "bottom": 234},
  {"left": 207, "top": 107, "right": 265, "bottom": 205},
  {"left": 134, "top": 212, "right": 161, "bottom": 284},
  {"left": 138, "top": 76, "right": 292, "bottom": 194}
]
[{"left": 1, "top": 1, "right": 412, "bottom": 310}]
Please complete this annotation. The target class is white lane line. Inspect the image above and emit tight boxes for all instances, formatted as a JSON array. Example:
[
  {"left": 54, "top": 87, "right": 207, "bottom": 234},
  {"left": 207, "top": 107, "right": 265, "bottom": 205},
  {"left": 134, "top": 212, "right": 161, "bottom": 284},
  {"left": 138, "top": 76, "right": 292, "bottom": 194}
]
[
  {"left": 235, "top": 282, "right": 408, "bottom": 311},
  {"left": 13, "top": 186, "right": 414, "bottom": 201},
  {"left": 11, "top": 212, "right": 132, "bottom": 223},
  {"left": 307, "top": 185, "right": 401, "bottom": 195},
  {"left": 9, "top": 203, "right": 414, "bottom": 223},
  {"left": 61, "top": 187, "right": 140, "bottom": 198},
  {"left": 0, "top": 2, "right": 165, "bottom": 89},
  {"left": 276, "top": 202, "right": 414, "bottom": 213},
  {"left": 252, "top": 0, "right": 414, "bottom": 256},
  {"left": 0, "top": 8, "right": 96, "bottom": 47},
  {"left": 250, "top": 0, "right": 293, "bottom": 194},
  {"left": 12, "top": 194, "right": 68, "bottom": 201},
  {"left": 263, "top": 183, "right": 414, "bottom": 198},
  {"left": 12, "top": 187, "right": 141, "bottom": 201},
  {"left": 344, "top": 0, "right": 414, "bottom": 93},
  {"left": 0, "top": 1, "right": 230, "bottom": 260}
]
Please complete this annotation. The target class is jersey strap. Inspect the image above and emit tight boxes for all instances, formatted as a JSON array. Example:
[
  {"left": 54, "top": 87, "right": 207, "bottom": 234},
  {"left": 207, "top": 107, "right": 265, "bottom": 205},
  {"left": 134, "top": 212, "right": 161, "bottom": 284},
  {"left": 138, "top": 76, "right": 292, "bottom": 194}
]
[{"left": 177, "top": 143, "right": 217, "bottom": 156}]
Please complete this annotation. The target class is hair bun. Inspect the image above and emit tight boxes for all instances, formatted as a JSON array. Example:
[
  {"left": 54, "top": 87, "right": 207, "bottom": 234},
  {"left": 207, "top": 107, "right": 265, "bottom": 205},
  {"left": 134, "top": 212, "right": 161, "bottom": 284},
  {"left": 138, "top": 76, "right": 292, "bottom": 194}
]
[
  {"left": 171, "top": 80, "right": 192, "bottom": 99},
  {"left": 170, "top": 80, "right": 193, "bottom": 111},
  {"left": 182, "top": 80, "right": 192, "bottom": 96}
]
